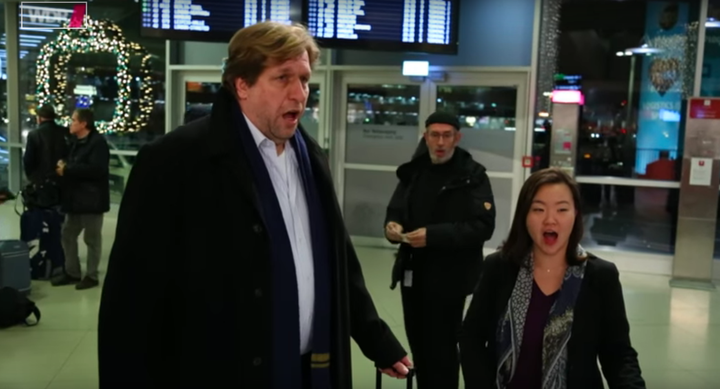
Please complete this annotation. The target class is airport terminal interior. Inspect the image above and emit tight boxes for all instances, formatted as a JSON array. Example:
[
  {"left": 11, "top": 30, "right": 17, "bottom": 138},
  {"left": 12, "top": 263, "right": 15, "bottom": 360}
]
[{"left": 2, "top": 0, "right": 720, "bottom": 387}]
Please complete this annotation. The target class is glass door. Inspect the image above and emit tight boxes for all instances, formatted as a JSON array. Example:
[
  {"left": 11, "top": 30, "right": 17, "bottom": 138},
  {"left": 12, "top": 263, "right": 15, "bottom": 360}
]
[
  {"left": 429, "top": 71, "right": 530, "bottom": 249},
  {"left": 174, "top": 70, "right": 327, "bottom": 145},
  {"left": 335, "top": 72, "right": 430, "bottom": 245}
]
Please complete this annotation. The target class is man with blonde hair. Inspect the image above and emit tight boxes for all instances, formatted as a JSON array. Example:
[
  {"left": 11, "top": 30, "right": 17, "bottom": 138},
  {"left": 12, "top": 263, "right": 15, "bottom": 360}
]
[{"left": 98, "top": 21, "right": 411, "bottom": 389}]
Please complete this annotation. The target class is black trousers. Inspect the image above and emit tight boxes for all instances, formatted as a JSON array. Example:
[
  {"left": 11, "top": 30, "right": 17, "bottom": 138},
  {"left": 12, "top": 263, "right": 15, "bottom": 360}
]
[{"left": 401, "top": 282, "right": 466, "bottom": 389}]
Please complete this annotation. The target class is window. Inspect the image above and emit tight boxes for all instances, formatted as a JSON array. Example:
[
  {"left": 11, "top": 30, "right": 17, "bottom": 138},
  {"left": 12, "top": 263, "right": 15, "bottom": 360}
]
[
  {"left": 533, "top": 0, "right": 701, "bottom": 182},
  {"left": 701, "top": 0, "right": 720, "bottom": 258},
  {"left": 18, "top": 0, "right": 166, "bottom": 154},
  {"left": 532, "top": 0, "right": 703, "bottom": 255},
  {"left": 0, "top": 5, "right": 7, "bottom": 189}
]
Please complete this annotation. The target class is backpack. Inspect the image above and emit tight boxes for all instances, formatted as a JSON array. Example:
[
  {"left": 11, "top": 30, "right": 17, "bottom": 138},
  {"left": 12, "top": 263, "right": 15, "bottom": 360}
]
[{"left": 0, "top": 287, "right": 41, "bottom": 328}]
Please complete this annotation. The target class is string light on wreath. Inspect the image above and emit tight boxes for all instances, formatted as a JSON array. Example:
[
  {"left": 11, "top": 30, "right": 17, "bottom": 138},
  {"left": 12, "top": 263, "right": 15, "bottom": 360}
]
[{"left": 35, "top": 15, "right": 154, "bottom": 133}]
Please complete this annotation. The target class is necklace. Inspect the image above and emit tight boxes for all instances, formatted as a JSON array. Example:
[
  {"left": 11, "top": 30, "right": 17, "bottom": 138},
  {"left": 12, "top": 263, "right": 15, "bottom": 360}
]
[{"left": 534, "top": 265, "right": 567, "bottom": 273}]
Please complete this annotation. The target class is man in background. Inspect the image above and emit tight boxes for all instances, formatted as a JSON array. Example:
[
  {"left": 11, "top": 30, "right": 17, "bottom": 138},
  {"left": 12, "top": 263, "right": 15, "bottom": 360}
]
[
  {"left": 19, "top": 105, "right": 68, "bottom": 279},
  {"left": 24, "top": 105, "right": 69, "bottom": 185},
  {"left": 52, "top": 108, "right": 110, "bottom": 290},
  {"left": 384, "top": 111, "right": 496, "bottom": 389}
]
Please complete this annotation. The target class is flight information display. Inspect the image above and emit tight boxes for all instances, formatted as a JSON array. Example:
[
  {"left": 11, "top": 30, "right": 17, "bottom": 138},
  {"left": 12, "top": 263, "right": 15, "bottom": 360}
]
[
  {"left": 140, "top": 0, "right": 303, "bottom": 42},
  {"left": 306, "top": 0, "right": 459, "bottom": 54}
]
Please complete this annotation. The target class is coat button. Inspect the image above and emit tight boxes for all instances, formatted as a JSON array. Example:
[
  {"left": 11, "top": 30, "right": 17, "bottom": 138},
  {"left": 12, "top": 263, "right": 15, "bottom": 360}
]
[
  {"left": 253, "top": 224, "right": 263, "bottom": 233},
  {"left": 254, "top": 288, "right": 263, "bottom": 297},
  {"left": 253, "top": 357, "right": 262, "bottom": 366}
]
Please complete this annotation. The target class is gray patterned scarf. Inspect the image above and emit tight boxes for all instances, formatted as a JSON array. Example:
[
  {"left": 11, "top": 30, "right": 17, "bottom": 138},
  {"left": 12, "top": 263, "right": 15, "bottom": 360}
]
[{"left": 495, "top": 246, "right": 588, "bottom": 389}]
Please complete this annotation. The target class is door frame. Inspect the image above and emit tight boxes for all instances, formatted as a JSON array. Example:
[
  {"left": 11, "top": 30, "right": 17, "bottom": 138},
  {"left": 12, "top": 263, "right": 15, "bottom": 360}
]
[
  {"left": 332, "top": 67, "right": 532, "bottom": 248},
  {"left": 428, "top": 69, "right": 531, "bottom": 225},
  {"left": 331, "top": 69, "right": 431, "bottom": 208}
]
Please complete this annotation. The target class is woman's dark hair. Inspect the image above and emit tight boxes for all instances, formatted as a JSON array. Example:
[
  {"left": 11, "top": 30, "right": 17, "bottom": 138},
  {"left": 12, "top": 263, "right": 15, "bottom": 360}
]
[
  {"left": 501, "top": 167, "right": 585, "bottom": 267},
  {"left": 74, "top": 108, "right": 96, "bottom": 131}
]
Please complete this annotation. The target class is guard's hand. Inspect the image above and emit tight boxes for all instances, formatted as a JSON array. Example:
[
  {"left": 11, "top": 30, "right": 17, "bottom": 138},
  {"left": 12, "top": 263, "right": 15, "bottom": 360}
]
[
  {"left": 380, "top": 355, "right": 412, "bottom": 378},
  {"left": 385, "top": 222, "right": 404, "bottom": 243},
  {"left": 406, "top": 228, "right": 427, "bottom": 248},
  {"left": 56, "top": 160, "right": 66, "bottom": 176}
]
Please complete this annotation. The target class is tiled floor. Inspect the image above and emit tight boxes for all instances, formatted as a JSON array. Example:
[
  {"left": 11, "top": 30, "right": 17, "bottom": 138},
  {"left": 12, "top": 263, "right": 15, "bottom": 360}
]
[{"left": 1, "top": 202, "right": 720, "bottom": 388}]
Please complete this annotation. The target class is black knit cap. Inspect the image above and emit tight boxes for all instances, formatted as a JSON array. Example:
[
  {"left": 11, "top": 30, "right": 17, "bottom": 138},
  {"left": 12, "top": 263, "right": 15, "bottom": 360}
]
[{"left": 425, "top": 111, "right": 460, "bottom": 131}]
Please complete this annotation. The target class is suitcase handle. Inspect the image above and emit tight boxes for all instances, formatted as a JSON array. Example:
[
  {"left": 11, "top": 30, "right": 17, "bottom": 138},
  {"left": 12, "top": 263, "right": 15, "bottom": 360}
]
[{"left": 375, "top": 368, "right": 414, "bottom": 389}]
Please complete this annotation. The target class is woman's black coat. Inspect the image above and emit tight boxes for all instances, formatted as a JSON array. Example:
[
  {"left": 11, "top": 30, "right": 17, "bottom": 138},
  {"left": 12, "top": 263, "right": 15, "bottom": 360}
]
[{"left": 460, "top": 252, "right": 646, "bottom": 389}]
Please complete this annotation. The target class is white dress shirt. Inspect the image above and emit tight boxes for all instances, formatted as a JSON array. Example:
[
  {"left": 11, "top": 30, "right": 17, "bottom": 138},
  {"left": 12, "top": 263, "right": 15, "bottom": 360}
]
[{"left": 244, "top": 114, "right": 315, "bottom": 355}]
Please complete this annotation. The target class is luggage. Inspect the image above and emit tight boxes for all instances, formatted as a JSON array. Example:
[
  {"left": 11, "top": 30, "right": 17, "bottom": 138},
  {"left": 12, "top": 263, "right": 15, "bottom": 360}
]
[
  {"left": 0, "top": 240, "right": 32, "bottom": 295},
  {"left": 19, "top": 207, "right": 65, "bottom": 280},
  {"left": 0, "top": 286, "right": 40, "bottom": 328},
  {"left": 376, "top": 368, "right": 414, "bottom": 389}
]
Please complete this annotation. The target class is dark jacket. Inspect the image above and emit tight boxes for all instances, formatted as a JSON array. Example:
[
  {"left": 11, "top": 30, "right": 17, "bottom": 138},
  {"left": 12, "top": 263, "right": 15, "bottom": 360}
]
[
  {"left": 61, "top": 131, "right": 110, "bottom": 214},
  {"left": 97, "top": 86, "right": 406, "bottom": 389},
  {"left": 23, "top": 120, "right": 69, "bottom": 183},
  {"left": 385, "top": 146, "right": 496, "bottom": 296},
  {"left": 460, "top": 252, "right": 646, "bottom": 389}
]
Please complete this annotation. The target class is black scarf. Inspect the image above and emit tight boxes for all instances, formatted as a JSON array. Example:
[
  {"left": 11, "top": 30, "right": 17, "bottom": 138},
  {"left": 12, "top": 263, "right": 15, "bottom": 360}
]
[{"left": 233, "top": 105, "right": 333, "bottom": 389}]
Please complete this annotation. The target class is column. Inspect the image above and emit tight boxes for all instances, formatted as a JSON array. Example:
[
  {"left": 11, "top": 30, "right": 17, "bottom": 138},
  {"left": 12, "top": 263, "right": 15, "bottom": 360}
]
[
  {"left": 426, "top": 0, "right": 446, "bottom": 44},
  {"left": 152, "top": 0, "right": 159, "bottom": 29},
  {"left": 173, "top": 0, "right": 191, "bottom": 30},
  {"left": 5, "top": 3, "right": 21, "bottom": 192},
  {"left": 308, "top": 0, "right": 318, "bottom": 34},
  {"left": 160, "top": 0, "right": 171, "bottom": 29},
  {"left": 402, "top": 0, "right": 416, "bottom": 43},
  {"left": 269, "top": 0, "right": 291, "bottom": 24},
  {"left": 322, "top": 0, "right": 335, "bottom": 38},
  {"left": 417, "top": 0, "right": 425, "bottom": 43},
  {"left": 444, "top": 0, "right": 451, "bottom": 44},
  {"left": 670, "top": 97, "right": 718, "bottom": 290},
  {"left": 245, "top": 0, "right": 255, "bottom": 26}
]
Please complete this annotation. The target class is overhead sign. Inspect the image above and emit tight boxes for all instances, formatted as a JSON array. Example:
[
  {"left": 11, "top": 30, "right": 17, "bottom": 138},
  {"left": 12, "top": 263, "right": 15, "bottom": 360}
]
[
  {"left": 20, "top": 2, "right": 87, "bottom": 30},
  {"left": 402, "top": 61, "right": 429, "bottom": 77},
  {"left": 551, "top": 90, "right": 585, "bottom": 105}
]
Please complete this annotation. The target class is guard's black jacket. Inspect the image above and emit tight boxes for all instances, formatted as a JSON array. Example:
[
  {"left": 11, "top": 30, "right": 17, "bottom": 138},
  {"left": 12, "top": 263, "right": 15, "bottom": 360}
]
[{"left": 385, "top": 146, "right": 496, "bottom": 296}]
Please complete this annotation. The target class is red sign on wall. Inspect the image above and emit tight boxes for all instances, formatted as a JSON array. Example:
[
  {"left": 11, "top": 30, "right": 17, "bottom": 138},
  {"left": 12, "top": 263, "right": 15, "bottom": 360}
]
[
  {"left": 522, "top": 156, "right": 533, "bottom": 168},
  {"left": 689, "top": 98, "right": 720, "bottom": 119}
]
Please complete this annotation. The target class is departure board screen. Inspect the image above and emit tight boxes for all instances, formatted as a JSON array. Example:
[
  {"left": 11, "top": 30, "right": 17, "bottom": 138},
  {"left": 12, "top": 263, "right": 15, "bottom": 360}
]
[
  {"left": 305, "top": 0, "right": 459, "bottom": 54},
  {"left": 140, "top": 0, "right": 304, "bottom": 42}
]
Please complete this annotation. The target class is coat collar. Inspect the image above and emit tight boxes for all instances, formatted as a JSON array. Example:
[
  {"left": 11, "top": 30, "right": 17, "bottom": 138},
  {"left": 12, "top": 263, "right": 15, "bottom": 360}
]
[{"left": 200, "top": 86, "right": 242, "bottom": 158}]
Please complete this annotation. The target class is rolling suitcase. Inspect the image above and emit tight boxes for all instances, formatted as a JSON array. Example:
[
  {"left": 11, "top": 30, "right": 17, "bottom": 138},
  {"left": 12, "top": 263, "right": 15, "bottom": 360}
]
[
  {"left": 376, "top": 368, "right": 414, "bottom": 389},
  {"left": 0, "top": 240, "right": 32, "bottom": 295},
  {"left": 19, "top": 207, "right": 65, "bottom": 280}
]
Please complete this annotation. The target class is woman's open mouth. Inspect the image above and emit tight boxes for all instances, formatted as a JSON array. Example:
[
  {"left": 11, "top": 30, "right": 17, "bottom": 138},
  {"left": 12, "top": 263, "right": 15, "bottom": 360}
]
[{"left": 543, "top": 231, "right": 558, "bottom": 245}]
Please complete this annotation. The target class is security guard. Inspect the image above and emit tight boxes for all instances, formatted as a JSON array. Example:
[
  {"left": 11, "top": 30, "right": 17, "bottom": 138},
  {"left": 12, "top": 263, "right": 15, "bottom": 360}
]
[{"left": 384, "top": 111, "right": 496, "bottom": 389}]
